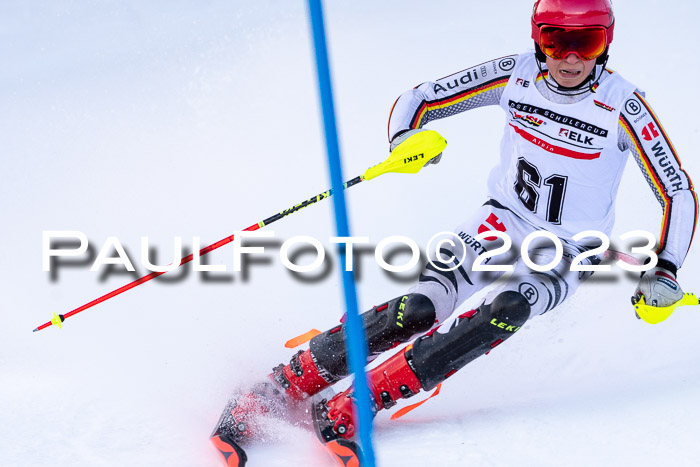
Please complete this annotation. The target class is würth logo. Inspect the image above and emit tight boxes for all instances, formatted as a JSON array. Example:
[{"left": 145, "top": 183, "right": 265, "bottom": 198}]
[{"left": 641, "top": 122, "right": 660, "bottom": 141}]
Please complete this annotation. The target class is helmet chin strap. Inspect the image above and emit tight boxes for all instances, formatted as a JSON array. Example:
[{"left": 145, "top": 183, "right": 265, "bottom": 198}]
[{"left": 535, "top": 51, "right": 609, "bottom": 97}]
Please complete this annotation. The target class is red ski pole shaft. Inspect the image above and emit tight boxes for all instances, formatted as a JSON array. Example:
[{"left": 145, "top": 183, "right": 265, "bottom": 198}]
[
  {"left": 33, "top": 176, "right": 364, "bottom": 332},
  {"left": 33, "top": 129, "right": 449, "bottom": 332}
]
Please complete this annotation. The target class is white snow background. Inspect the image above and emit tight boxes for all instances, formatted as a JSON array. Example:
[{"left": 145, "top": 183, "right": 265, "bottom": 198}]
[{"left": 2, "top": 1, "right": 699, "bottom": 466}]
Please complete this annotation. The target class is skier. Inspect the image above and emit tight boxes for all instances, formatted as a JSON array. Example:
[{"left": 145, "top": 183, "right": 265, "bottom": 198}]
[{"left": 213, "top": 0, "right": 697, "bottom": 458}]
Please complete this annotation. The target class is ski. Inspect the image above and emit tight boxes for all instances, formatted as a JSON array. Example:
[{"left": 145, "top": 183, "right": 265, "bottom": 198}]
[
  {"left": 311, "top": 394, "right": 363, "bottom": 467},
  {"left": 209, "top": 380, "right": 291, "bottom": 467},
  {"left": 210, "top": 431, "right": 248, "bottom": 467},
  {"left": 210, "top": 391, "right": 252, "bottom": 467}
]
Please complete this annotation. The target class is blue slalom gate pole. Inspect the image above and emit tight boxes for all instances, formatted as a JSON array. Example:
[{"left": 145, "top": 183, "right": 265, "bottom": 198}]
[{"left": 306, "top": 1, "right": 377, "bottom": 465}]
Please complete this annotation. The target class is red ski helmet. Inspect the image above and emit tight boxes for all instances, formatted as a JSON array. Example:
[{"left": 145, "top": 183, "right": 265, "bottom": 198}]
[{"left": 531, "top": 0, "right": 615, "bottom": 63}]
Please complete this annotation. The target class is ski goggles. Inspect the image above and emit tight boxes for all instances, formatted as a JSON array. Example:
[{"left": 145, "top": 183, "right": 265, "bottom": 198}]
[{"left": 537, "top": 26, "right": 608, "bottom": 61}]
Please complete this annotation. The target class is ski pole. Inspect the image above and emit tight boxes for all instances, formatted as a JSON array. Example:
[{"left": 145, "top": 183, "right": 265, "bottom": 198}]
[
  {"left": 632, "top": 293, "right": 699, "bottom": 324},
  {"left": 603, "top": 250, "right": 699, "bottom": 324},
  {"left": 33, "top": 130, "right": 447, "bottom": 332}
]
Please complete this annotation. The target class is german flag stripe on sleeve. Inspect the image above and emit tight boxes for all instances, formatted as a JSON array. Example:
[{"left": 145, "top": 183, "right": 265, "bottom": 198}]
[
  {"left": 387, "top": 96, "right": 400, "bottom": 141},
  {"left": 409, "top": 77, "right": 509, "bottom": 129},
  {"left": 689, "top": 190, "right": 699, "bottom": 255},
  {"left": 619, "top": 113, "right": 672, "bottom": 253},
  {"left": 634, "top": 92, "right": 698, "bottom": 255}
]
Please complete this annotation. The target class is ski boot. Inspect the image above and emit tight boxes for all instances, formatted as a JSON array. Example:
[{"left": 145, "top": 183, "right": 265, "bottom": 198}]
[
  {"left": 271, "top": 293, "right": 436, "bottom": 402},
  {"left": 211, "top": 346, "right": 339, "bottom": 465},
  {"left": 211, "top": 293, "right": 436, "bottom": 464},
  {"left": 270, "top": 348, "right": 334, "bottom": 402},
  {"left": 313, "top": 348, "right": 422, "bottom": 441},
  {"left": 313, "top": 291, "right": 532, "bottom": 442}
]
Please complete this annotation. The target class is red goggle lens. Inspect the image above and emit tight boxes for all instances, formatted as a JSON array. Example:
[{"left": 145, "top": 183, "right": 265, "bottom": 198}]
[{"left": 539, "top": 26, "right": 607, "bottom": 61}]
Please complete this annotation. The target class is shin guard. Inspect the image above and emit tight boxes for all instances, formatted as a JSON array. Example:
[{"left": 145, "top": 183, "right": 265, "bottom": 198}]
[
  {"left": 407, "top": 291, "right": 530, "bottom": 390},
  {"left": 309, "top": 293, "right": 436, "bottom": 383}
]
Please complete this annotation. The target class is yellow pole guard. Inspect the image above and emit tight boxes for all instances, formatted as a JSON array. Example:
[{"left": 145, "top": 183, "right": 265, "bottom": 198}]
[
  {"left": 363, "top": 130, "right": 447, "bottom": 181},
  {"left": 633, "top": 293, "right": 699, "bottom": 324},
  {"left": 51, "top": 312, "right": 64, "bottom": 330}
]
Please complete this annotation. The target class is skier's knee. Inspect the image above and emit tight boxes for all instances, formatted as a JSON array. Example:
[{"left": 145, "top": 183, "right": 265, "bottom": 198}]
[
  {"left": 407, "top": 290, "right": 530, "bottom": 390},
  {"left": 367, "top": 293, "right": 437, "bottom": 338},
  {"left": 488, "top": 290, "right": 531, "bottom": 326},
  {"left": 411, "top": 276, "right": 459, "bottom": 323},
  {"left": 308, "top": 293, "right": 436, "bottom": 381}
]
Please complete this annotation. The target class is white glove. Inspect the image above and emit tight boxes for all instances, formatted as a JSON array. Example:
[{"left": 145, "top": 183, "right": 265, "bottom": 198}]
[
  {"left": 634, "top": 266, "right": 683, "bottom": 307},
  {"left": 390, "top": 128, "right": 443, "bottom": 165}
]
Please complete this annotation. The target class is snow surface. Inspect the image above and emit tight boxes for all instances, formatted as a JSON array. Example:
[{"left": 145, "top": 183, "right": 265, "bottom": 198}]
[{"left": 2, "top": 1, "right": 700, "bottom": 466}]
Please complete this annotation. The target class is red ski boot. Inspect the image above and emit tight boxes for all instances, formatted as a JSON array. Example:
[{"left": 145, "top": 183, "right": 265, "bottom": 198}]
[
  {"left": 271, "top": 292, "right": 436, "bottom": 403},
  {"left": 270, "top": 348, "right": 334, "bottom": 401},
  {"left": 313, "top": 348, "right": 423, "bottom": 441},
  {"left": 213, "top": 348, "right": 333, "bottom": 439}
]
